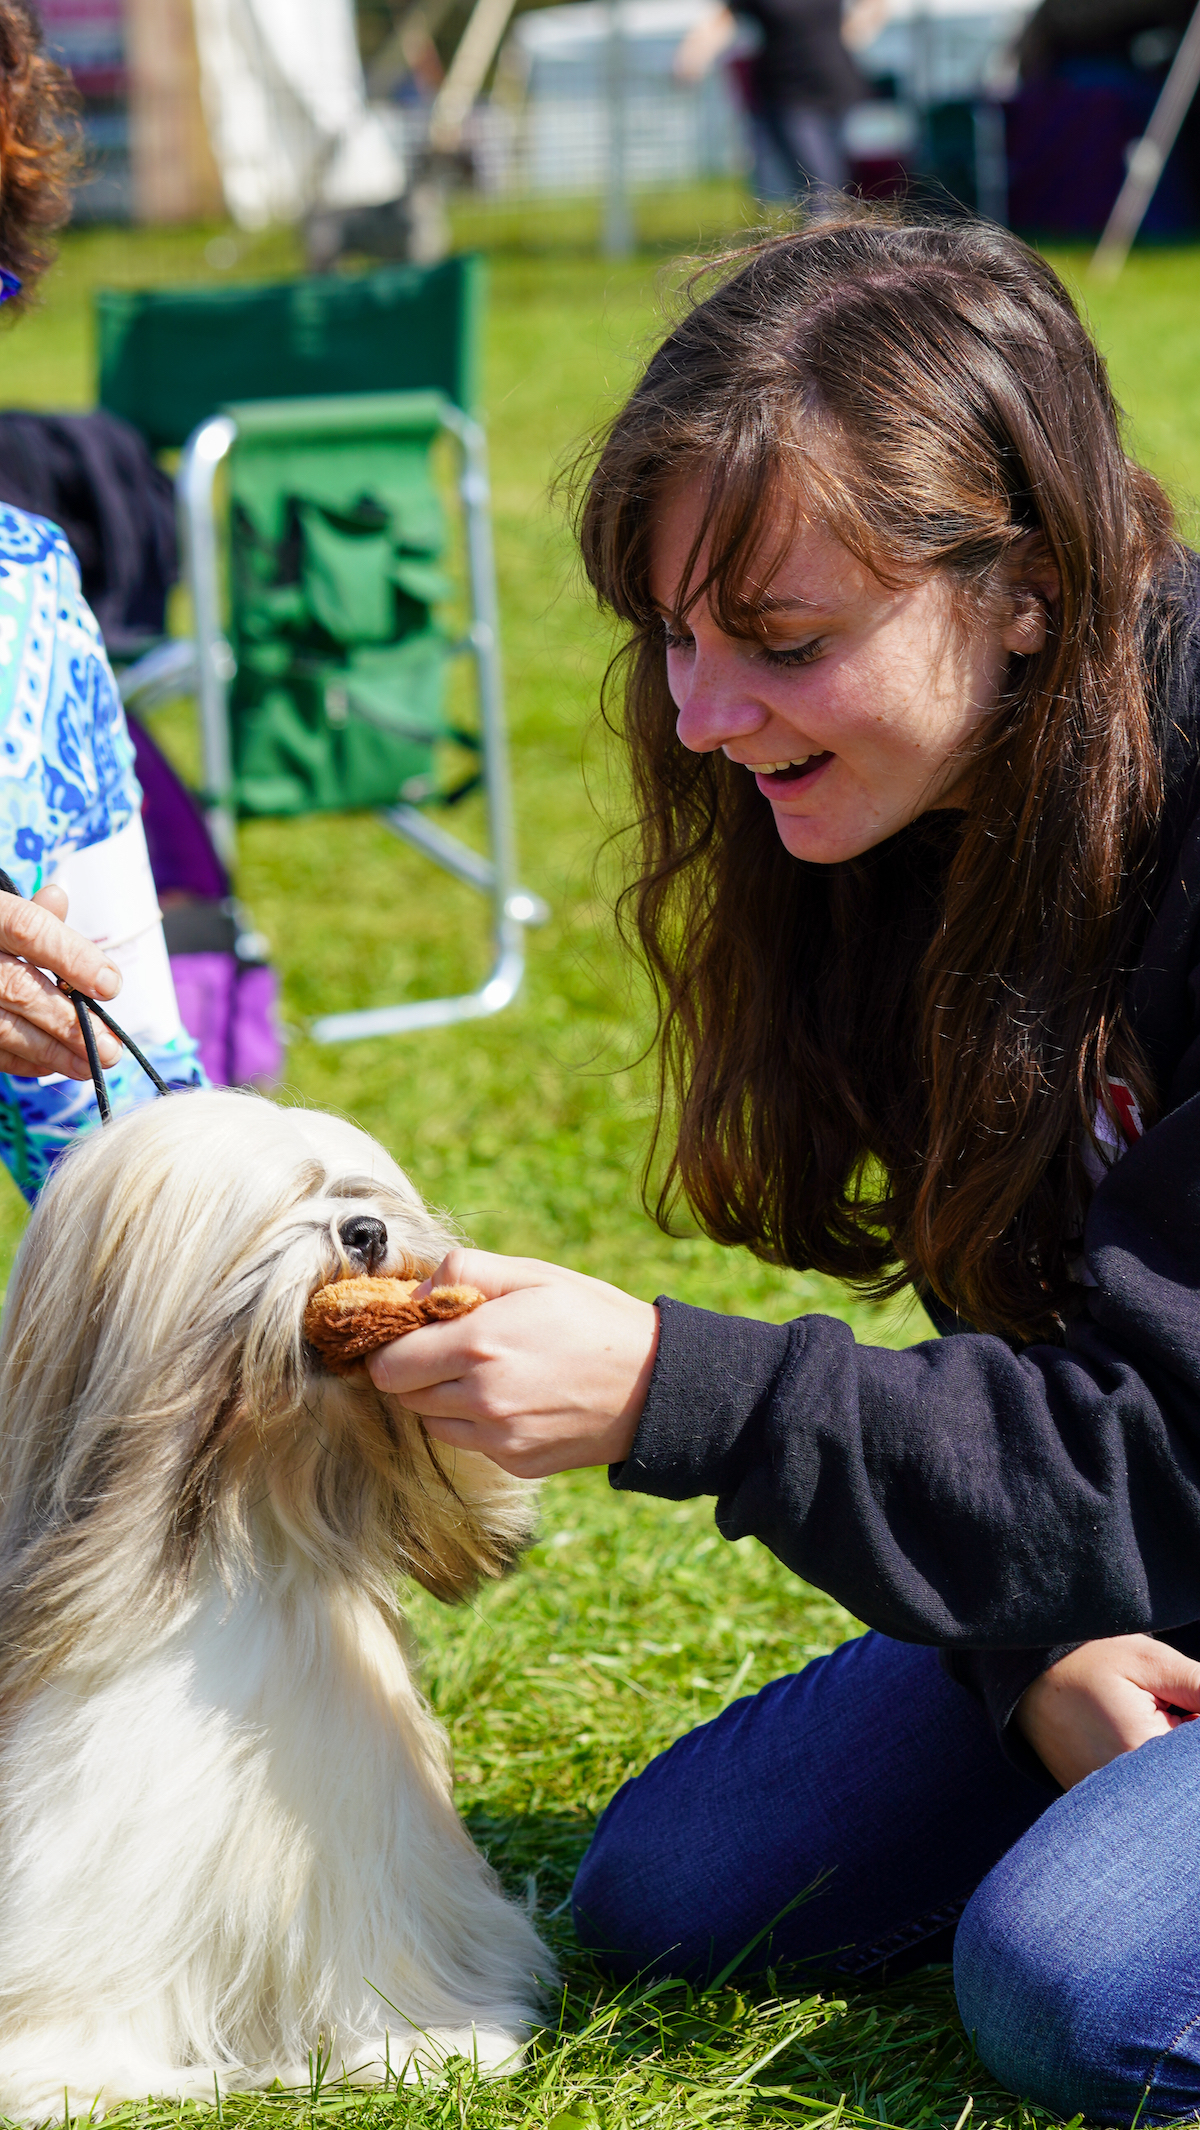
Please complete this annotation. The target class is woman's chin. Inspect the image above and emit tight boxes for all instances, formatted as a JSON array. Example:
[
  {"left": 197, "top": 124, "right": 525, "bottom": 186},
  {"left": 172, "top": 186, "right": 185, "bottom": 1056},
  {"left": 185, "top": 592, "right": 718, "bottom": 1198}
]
[{"left": 769, "top": 806, "right": 897, "bottom": 866}]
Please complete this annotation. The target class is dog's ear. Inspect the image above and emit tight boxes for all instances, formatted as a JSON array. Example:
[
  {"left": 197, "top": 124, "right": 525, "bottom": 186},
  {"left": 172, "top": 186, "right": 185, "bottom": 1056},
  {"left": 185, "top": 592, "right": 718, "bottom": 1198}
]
[
  {"left": 166, "top": 1378, "right": 252, "bottom": 1586},
  {"left": 396, "top": 1432, "right": 538, "bottom": 1603}
]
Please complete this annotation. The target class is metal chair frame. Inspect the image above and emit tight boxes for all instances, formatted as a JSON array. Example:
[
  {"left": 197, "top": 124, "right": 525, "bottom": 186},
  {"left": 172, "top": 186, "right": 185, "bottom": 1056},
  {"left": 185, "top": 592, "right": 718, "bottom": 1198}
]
[{"left": 124, "top": 392, "right": 545, "bottom": 1047}]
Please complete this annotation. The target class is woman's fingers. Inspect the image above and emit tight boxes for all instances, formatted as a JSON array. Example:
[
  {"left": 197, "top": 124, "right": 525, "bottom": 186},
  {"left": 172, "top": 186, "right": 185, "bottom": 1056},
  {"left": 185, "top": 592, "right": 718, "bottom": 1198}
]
[
  {"left": 3, "top": 887, "right": 122, "bottom": 1001},
  {"left": 411, "top": 1246, "right": 608, "bottom": 1302},
  {"left": 368, "top": 1254, "right": 660, "bottom": 1477},
  {"left": 0, "top": 955, "right": 121, "bottom": 1075},
  {"left": 1127, "top": 1639, "right": 1200, "bottom": 1722},
  {"left": 33, "top": 882, "right": 68, "bottom": 922},
  {"left": 0, "top": 883, "right": 124, "bottom": 1078}
]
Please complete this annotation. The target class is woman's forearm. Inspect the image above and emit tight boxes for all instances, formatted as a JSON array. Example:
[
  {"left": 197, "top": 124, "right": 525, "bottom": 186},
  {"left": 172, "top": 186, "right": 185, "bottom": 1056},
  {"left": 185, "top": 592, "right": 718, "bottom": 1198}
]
[{"left": 372, "top": 1090, "right": 1200, "bottom": 1653}]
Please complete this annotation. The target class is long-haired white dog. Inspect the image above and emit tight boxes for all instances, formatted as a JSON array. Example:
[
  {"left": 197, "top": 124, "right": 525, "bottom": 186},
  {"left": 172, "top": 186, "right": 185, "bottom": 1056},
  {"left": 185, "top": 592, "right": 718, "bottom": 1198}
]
[{"left": 0, "top": 1089, "right": 552, "bottom": 2122}]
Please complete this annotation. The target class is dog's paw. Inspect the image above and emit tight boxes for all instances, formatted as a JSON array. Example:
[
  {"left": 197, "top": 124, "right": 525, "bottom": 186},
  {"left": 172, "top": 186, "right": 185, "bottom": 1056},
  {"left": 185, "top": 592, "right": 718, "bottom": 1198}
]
[{"left": 304, "top": 1275, "right": 484, "bottom": 1374}]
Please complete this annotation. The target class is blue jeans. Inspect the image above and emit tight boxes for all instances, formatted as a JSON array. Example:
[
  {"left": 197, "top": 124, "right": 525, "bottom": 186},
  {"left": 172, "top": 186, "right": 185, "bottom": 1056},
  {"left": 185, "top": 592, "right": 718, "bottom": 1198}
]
[
  {"left": 571, "top": 1631, "right": 1200, "bottom": 2125},
  {"left": 747, "top": 104, "right": 848, "bottom": 205}
]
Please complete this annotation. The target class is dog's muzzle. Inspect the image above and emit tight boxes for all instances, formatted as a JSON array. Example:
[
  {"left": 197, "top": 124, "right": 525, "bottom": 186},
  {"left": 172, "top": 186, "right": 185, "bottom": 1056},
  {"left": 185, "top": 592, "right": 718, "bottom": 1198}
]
[{"left": 338, "top": 1214, "right": 388, "bottom": 1273}]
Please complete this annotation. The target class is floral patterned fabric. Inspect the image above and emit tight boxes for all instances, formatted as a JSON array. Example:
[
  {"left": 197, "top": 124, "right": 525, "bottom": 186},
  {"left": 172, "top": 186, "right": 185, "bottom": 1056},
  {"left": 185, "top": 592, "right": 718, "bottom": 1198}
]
[{"left": 0, "top": 507, "right": 204, "bottom": 1201}]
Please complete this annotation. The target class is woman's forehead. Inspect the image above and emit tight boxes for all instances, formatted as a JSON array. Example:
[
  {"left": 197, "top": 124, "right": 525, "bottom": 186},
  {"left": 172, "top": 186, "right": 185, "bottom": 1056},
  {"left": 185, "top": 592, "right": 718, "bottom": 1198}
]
[{"left": 647, "top": 475, "right": 873, "bottom": 618}]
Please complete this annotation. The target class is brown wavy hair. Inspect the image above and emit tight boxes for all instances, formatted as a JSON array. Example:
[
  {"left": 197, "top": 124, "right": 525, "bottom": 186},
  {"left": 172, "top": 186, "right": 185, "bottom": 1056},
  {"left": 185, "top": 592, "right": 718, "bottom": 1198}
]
[
  {"left": 578, "top": 211, "right": 1183, "bottom": 1342},
  {"left": 0, "top": 2, "right": 79, "bottom": 304}
]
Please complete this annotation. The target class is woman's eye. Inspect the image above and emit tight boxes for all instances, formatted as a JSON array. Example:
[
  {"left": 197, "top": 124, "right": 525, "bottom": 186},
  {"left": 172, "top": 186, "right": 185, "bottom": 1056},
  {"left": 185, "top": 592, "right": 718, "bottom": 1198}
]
[
  {"left": 662, "top": 626, "right": 693, "bottom": 653},
  {"left": 762, "top": 638, "right": 824, "bottom": 669}
]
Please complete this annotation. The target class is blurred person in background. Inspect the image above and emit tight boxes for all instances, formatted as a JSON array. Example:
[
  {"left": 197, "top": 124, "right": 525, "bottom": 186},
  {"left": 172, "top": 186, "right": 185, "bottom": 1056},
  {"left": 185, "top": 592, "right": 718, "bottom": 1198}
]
[
  {"left": 674, "top": 0, "right": 888, "bottom": 203},
  {"left": 0, "top": 3, "right": 202, "bottom": 1200}
]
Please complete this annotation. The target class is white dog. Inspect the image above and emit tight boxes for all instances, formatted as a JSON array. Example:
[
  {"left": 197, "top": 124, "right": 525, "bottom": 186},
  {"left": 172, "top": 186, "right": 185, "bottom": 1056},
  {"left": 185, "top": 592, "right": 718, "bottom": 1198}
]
[{"left": 0, "top": 1090, "right": 552, "bottom": 2122}]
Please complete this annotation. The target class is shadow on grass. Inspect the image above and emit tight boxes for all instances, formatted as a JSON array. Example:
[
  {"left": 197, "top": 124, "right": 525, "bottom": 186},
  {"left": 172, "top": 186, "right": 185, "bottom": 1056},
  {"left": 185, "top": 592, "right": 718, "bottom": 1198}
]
[{"left": 464, "top": 1805, "right": 595, "bottom": 1915}]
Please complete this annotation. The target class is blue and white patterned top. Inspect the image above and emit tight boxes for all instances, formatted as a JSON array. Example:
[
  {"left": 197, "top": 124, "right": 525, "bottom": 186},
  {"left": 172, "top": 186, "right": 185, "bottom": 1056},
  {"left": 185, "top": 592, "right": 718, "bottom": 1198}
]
[{"left": 0, "top": 507, "right": 203, "bottom": 1201}]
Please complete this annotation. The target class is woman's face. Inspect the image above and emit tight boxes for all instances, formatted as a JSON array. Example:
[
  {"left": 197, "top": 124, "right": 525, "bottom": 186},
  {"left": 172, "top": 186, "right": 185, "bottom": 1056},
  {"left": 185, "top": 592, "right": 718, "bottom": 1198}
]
[{"left": 649, "top": 478, "right": 1047, "bottom": 865}]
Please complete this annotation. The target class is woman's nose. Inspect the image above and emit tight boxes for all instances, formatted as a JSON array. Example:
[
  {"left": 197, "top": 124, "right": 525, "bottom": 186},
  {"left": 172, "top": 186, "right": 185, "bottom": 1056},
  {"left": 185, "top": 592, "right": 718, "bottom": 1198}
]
[
  {"left": 338, "top": 1214, "right": 388, "bottom": 1272},
  {"left": 670, "top": 647, "right": 767, "bottom": 756}
]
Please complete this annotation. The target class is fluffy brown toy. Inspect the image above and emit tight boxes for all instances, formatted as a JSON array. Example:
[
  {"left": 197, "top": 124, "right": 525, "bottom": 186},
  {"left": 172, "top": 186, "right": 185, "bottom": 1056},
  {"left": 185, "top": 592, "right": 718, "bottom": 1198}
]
[{"left": 304, "top": 1275, "right": 484, "bottom": 1375}]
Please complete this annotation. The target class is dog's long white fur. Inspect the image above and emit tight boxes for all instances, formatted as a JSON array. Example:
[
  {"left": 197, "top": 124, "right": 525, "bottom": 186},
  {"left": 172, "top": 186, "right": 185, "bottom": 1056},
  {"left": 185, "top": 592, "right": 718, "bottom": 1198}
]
[{"left": 0, "top": 1091, "right": 552, "bottom": 2122}]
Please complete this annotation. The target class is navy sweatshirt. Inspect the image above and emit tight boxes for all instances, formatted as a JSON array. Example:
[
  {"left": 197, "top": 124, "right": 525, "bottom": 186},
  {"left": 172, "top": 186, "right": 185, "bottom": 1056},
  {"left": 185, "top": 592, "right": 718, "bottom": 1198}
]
[{"left": 611, "top": 562, "right": 1200, "bottom": 1779}]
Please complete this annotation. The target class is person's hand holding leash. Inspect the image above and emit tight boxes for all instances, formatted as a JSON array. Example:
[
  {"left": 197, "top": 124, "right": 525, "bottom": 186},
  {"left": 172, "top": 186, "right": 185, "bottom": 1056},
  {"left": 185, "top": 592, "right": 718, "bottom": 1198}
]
[
  {"left": 367, "top": 1249, "right": 659, "bottom": 1476},
  {"left": 0, "top": 880, "right": 122, "bottom": 1079}
]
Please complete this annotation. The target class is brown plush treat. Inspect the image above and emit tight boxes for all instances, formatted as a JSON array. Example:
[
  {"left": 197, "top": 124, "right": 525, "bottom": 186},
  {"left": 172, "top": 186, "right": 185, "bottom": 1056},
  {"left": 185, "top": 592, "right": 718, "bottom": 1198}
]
[{"left": 304, "top": 1276, "right": 485, "bottom": 1374}]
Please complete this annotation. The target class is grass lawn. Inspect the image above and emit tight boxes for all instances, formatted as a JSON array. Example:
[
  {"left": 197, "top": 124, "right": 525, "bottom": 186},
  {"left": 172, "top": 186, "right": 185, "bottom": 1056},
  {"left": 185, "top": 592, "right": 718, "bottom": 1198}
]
[{"left": 0, "top": 196, "right": 1195, "bottom": 2129}]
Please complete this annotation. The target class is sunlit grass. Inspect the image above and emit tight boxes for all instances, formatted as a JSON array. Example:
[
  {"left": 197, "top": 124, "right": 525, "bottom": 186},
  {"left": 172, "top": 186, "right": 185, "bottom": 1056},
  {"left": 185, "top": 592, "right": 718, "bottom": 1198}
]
[{"left": 0, "top": 200, "right": 1192, "bottom": 2128}]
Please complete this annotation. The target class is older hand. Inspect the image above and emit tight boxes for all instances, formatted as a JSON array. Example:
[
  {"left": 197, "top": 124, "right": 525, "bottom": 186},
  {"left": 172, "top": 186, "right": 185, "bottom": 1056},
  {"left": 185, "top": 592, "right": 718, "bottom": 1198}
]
[
  {"left": 1016, "top": 1633, "right": 1200, "bottom": 1790},
  {"left": 0, "top": 882, "right": 122, "bottom": 1079},
  {"left": 366, "top": 1248, "right": 659, "bottom": 1477}
]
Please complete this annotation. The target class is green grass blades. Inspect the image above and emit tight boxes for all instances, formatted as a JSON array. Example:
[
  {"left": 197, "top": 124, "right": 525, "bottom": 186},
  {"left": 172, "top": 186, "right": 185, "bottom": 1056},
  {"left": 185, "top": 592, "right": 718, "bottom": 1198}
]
[{"left": 0, "top": 201, "right": 1194, "bottom": 2130}]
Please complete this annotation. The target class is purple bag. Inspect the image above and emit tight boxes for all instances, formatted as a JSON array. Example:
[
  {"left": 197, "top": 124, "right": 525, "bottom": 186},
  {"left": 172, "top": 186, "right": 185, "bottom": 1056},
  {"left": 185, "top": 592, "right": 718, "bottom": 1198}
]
[
  {"left": 168, "top": 953, "right": 283, "bottom": 1087},
  {"left": 128, "top": 713, "right": 284, "bottom": 1089}
]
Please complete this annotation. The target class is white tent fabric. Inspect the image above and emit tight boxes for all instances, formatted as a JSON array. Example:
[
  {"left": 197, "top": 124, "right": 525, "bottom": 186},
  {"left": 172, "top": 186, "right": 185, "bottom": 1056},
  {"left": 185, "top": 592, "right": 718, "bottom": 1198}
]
[{"left": 191, "top": 0, "right": 404, "bottom": 227}]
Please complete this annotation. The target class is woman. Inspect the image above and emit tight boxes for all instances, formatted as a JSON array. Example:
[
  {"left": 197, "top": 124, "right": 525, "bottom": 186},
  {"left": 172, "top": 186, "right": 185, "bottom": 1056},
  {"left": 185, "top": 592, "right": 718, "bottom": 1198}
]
[
  {"left": 366, "top": 214, "right": 1200, "bottom": 2120},
  {"left": 0, "top": 4, "right": 201, "bottom": 1196}
]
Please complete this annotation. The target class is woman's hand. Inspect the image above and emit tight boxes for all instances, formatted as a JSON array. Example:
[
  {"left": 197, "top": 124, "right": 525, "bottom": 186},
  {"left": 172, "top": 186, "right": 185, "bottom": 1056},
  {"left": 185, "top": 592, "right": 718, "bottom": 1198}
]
[
  {"left": 366, "top": 1249, "right": 660, "bottom": 1477},
  {"left": 0, "top": 882, "right": 122, "bottom": 1079},
  {"left": 1015, "top": 1633, "right": 1200, "bottom": 1790}
]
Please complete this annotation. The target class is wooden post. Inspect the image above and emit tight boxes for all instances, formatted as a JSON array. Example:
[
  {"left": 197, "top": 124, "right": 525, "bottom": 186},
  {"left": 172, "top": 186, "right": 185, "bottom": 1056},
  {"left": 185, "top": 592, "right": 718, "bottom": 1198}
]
[{"left": 125, "top": 0, "right": 224, "bottom": 222}]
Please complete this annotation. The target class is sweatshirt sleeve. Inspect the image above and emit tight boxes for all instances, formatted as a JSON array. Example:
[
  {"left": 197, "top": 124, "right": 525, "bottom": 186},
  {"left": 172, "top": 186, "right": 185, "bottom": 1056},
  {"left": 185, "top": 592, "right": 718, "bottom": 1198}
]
[
  {"left": 611, "top": 1084, "right": 1200, "bottom": 1651},
  {"left": 938, "top": 1645, "right": 1074, "bottom": 1782}
]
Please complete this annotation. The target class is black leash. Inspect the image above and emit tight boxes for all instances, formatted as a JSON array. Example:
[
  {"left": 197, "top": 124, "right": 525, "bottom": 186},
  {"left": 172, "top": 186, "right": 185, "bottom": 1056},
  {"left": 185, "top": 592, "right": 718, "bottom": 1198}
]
[{"left": 0, "top": 865, "right": 172, "bottom": 1122}]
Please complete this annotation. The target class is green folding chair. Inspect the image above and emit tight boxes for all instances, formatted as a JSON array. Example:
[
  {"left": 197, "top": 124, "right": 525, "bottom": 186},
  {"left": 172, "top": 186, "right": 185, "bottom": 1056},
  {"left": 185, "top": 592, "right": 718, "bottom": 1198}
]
[{"left": 99, "top": 259, "right": 545, "bottom": 1044}]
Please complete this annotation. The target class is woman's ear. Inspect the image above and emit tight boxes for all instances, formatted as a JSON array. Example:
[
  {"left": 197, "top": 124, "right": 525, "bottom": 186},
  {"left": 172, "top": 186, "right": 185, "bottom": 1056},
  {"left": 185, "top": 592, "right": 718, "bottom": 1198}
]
[{"left": 1000, "top": 534, "right": 1061, "bottom": 656}]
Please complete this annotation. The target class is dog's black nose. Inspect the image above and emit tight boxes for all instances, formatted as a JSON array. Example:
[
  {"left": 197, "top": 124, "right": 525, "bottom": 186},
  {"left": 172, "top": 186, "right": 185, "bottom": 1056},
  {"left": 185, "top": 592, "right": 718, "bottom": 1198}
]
[{"left": 338, "top": 1214, "right": 388, "bottom": 1272}]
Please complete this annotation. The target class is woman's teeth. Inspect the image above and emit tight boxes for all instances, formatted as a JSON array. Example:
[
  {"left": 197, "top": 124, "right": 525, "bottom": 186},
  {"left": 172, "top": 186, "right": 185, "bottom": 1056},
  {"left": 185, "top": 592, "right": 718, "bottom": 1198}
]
[{"left": 747, "top": 756, "right": 813, "bottom": 774}]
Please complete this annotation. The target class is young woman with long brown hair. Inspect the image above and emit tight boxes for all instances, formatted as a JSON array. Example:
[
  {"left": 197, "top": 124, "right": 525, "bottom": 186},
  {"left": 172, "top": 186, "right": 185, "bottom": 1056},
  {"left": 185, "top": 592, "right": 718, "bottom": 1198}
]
[{"left": 371, "top": 212, "right": 1200, "bottom": 2122}]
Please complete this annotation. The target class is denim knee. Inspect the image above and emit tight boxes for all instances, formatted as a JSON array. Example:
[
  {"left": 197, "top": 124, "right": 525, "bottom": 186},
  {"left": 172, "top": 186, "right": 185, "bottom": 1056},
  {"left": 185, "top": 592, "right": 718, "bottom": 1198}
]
[
  {"left": 571, "top": 1637, "right": 1050, "bottom": 1989},
  {"left": 954, "top": 1859, "right": 1100, "bottom": 2121},
  {"left": 954, "top": 1737, "right": 1200, "bottom": 2130},
  {"left": 572, "top": 1777, "right": 697, "bottom": 1980}
]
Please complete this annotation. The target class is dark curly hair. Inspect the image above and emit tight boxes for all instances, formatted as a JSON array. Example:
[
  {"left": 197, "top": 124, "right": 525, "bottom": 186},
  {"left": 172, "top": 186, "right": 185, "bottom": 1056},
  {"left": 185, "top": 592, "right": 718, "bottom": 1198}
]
[{"left": 0, "top": 3, "right": 79, "bottom": 305}]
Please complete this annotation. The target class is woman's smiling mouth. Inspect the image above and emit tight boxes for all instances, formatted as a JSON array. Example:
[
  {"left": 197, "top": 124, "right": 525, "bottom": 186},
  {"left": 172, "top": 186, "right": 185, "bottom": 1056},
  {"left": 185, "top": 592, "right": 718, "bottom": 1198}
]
[{"left": 745, "top": 752, "right": 834, "bottom": 787}]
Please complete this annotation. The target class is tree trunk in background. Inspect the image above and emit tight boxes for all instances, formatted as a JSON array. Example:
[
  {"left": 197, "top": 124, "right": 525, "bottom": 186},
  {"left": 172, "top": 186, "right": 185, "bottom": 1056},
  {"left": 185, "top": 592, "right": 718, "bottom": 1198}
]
[{"left": 126, "top": 0, "right": 225, "bottom": 221}]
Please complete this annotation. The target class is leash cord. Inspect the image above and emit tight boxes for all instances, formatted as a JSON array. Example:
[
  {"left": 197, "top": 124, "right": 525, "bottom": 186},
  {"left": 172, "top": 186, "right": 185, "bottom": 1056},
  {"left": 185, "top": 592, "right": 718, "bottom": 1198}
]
[
  {"left": 0, "top": 864, "right": 173, "bottom": 1123},
  {"left": 64, "top": 988, "right": 112, "bottom": 1121},
  {"left": 73, "top": 989, "right": 171, "bottom": 1099}
]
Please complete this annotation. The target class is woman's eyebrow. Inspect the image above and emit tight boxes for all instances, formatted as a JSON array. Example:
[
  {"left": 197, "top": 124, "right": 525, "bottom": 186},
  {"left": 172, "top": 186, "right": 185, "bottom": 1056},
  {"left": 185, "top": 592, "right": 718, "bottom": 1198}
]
[
  {"left": 648, "top": 592, "right": 834, "bottom": 629},
  {"left": 651, "top": 593, "right": 829, "bottom": 618},
  {"left": 754, "top": 592, "right": 827, "bottom": 614}
]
